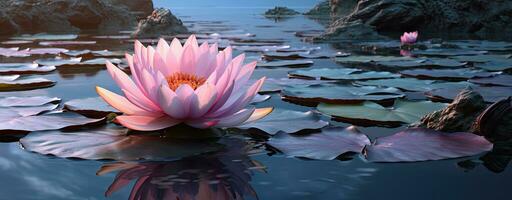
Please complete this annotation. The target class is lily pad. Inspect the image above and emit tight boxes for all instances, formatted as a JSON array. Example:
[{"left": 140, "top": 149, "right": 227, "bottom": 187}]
[
  {"left": 11, "top": 33, "right": 78, "bottom": 41},
  {"left": 451, "top": 54, "right": 511, "bottom": 63},
  {"left": 59, "top": 58, "right": 123, "bottom": 68},
  {"left": 364, "top": 128, "right": 493, "bottom": 162},
  {"left": 400, "top": 68, "right": 497, "bottom": 80},
  {"left": 289, "top": 68, "right": 398, "bottom": 80},
  {"left": 20, "top": 125, "right": 223, "bottom": 161},
  {"left": 257, "top": 60, "right": 314, "bottom": 68},
  {"left": 259, "top": 78, "right": 330, "bottom": 93},
  {"left": 356, "top": 78, "right": 476, "bottom": 92},
  {"left": 0, "top": 104, "right": 58, "bottom": 121},
  {"left": 233, "top": 45, "right": 290, "bottom": 52},
  {"left": 0, "top": 96, "right": 61, "bottom": 107},
  {"left": 446, "top": 40, "right": 512, "bottom": 51},
  {"left": 64, "top": 97, "right": 120, "bottom": 118},
  {"left": 0, "top": 63, "right": 56, "bottom": 75},
  {"left": 282, "top": 84, "right": 405, "bottom": 104},
  {"left": 263, "top": 51, "right": 330, "bottom": 60},
  {"left": 335, "top": 55, "right": 413, "bottom": 64},
  {"left": 426, "top": 86, "right": 512, "bottom": 103},
  {"left": 35, "top": 57, "right": 82, "bottom": 66},
  {"left": 0, "top": 111, "right": 105, "bottom": 133},
  {"left": 376, "top": 58, "right": 467, "bottom": 68},
  {"left": 236, "top": 109, "right": 329, "bottom": 135},
  {"left": 39, "top": 41, "right": 96, "bottom": 46},
  {"left": 412, "top": 49, "right": 487, "bottom": 56},
  {"left": 0, "top": 76, "right": 56, "bottom": 91},
  {"left": 317, "top": 100, "right": 446, "bottom": 126},
  {"left": 474, "top": 60, "right": 512, "bottom": 71},
  {"left": 28, "top": 48, "right": 69, "bottom": 55},
  {"left": 469, "top": 75, "right": 512, "bottom": 87},
  {"left": 268, "top": 126, "right": 370, "bottom": 160},
  {"left": 289, "top": 68, "right": 360, "bottom": 80}
]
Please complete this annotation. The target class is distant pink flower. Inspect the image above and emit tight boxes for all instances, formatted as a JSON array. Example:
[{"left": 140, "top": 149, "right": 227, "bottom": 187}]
[
  {"left": 400, "top": 31, "right": 418, "bottom": 44},
  {"left": 97, "top": 35, "right": 272, "bottom": 131}
]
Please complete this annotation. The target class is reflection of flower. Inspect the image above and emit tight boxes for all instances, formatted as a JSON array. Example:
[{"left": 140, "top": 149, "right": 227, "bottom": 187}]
[
  {"left": 400, "top": 31, "right": 418, "bottom": 44},
  {"left": 96, "top": 35, "right": 272, "bottom": 131},
  {"left": 99, "top": 138, "right": 262, "bottom": 200},
  {"left": 400, "top": 49, "right": 413, "bottom": 57}
]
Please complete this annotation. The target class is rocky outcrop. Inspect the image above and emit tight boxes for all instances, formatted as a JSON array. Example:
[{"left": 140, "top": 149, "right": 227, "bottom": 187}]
[
  {"left": 132, "top": 8, "right": 189, "bottom": 38},
  {"left": 264, "top": 7, "right": 300, "bottom": 20},
  {"left": 414, "top": 89, "right": 487, "bottom": 133},
  {"left": 0, "top": 0, "right": 151, "bottom": 35},
  {"left": 315, "top": 0, "right": 512, "bottom": 41},
  {"left": 111, "top": 0, "right": 153, "bottom": 19},
  {"left": 414, "top": 89, "right": 512, "bottom": 141}
]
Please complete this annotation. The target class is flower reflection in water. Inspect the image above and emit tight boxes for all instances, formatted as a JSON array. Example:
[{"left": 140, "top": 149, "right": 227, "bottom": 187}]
[{"left": 98, "top": 138, "right": 264, "bottom": 200}]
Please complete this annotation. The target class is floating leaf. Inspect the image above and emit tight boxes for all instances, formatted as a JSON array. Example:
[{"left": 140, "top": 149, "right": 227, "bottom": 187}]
[
  {"left": 289, "top": 68, "right": 359, "bottom": 80},
  {"left": 469, "top": 75, "right": 512, "bottom": 87},
  {"left": 426, "top": 86, "right": 512, "bottom": 103},
  {"left": 0, "top": 76, "right": 55, "bottom": 91},
  {"left": 263, "top": 51, "right": 330, "bottom": 60},
  {"left": 258, "top": 78, "right": 330, "bottom": 93},
  {"left": 0, "top": 104, "right": 58, "bottom": 121},
  {"left": 400, "top": 68, "right": 497, "bottom": 80},
  {"left": 1, "top": 40, "right": 33, "bottom": 45},
  {"left": 236, "top": 109, "right": 329, "bottom": 135},
  {"left": 317, "top": 100, "right": 446, "bottom": 126},
  {"left": 0, "top": 111, "right": 104, "bottom": 133},
  {"left": 0, "top": 47, "right": 30, "bottom": 57},
  {"left": 376, "top": 58, "right": 467, "bottom": 68},
  {"left": 35, "top": 57, "right": 82, "bottom": 66},
  {"left": 257, "top": 60, "right": 314, "bottom": 68},
  {"left": 39, "top": 41, "right": 96, "bottom": 46},
  {"left": 268, "top": 126, "right": 370, "bottom": 160},
  {"left": 0, "top": 63, "right": 56, "bottom": 75},
  {"left": 412, "top": 49, "right": 487, "bottom": 56},
  {"left": 474, "top": 60, "right": 512, "bottom": 71},
  {"left": 335, "top": 55, "right": 413, "bottom": 64},
  {"left": 0, "top": 96, "right": 61, "bottom": 107},
  {"left": 11, "top": 33, "right": 78, "bottom": 41},
  {"left": 364, "top": 128, "right": 493, "bottom": 162},
  {"left": 282, "top": 84, "right": 405, "bottom": 104},
  {"left": 451, "top": 54, "right": 511, "bottom": 62},
  {"left": 289, "top": 68, "right": 398, "bottom": 80},
  {"left": 20, "top": 125, "right": 223, "bottom": 160},
  {"left": 64, "top": 97, "right": 120, "bottom": 118},
  {"left": 28, "top": 48, "right": 69, "bottom": 55},
  {"left": 446, "top": 40, "right": 512, "bottom": 51},
  {"left": 356, "top": 78, "right": 476, "bottom": 92},
  {"left": 233, "top": 45, "right": 290, "bottom": 52}
]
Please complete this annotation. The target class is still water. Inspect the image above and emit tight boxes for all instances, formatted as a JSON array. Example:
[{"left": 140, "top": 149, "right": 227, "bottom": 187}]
[{"left": 0, "top": 0, "right": 509, "bottom": 199}]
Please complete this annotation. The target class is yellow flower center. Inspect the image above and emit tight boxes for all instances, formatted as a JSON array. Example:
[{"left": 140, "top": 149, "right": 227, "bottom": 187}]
[{"left": 166, "top": 72, "right": 206, "bottom": 91}]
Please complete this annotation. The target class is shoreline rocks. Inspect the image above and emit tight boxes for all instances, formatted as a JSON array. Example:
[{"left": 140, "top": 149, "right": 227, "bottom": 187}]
[
  {"left": 132, "top": 8, "right": 189, "bottom": 38},
  {"left": 264, "top": 6, "right": 300, "bottom": 20},
  {"left": 0, "top": 0, "right": 154, "bottom": 35},
  {"left": 312, "top": 0, "right": 512, "bottom": 41}
]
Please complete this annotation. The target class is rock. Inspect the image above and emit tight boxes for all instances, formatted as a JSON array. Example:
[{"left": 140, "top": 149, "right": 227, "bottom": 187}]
[
  {"left": 413, "top": 89, "right": 487, "bottom": 133},
  {"left": 473, "top": 97, "right": 512, "bottom": 142},
  {"left": 264, "top": 6, "right": 300, "bottom": 20},
  {"left": 314, "top": 0, "right": 512, "bottom": 41},
  {"left": 315, "top": 20, "right": 388, "bottom": 41},
  {"left": 0, "top": 0, "right": 149, "bottom": 35},
  {"left": 304, "top": 1, "right": 331, "bottom": 17},
  {"left": 132, "top": 8, "right": 189, "bottom": 38},
  {"left": 111, "top": 0, "right": 153, "bottom": 19}
]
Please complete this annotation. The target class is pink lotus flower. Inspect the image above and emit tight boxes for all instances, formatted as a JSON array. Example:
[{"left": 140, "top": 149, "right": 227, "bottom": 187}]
[
  {"left": 400, "top": 31, "right": 418, "bottom": 44},
  {"left": 96, "top": 35, "right": 272, "bottom": 131}
]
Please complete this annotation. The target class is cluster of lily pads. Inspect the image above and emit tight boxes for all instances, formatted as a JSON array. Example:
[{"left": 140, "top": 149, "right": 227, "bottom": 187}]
[{"left": 0, "top": 23, "right": 509, "bottom": 168}]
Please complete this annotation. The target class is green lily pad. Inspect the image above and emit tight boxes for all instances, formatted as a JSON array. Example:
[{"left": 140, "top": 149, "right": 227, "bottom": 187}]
[
  {"left": 0, "top": 76, "right": 56, "bottom": 91},
  {"left": 263, "top": 51, "right": 330, "bottom": 60},
  {"left": 35, "top": 57, "right": 82, "bottom": 66},
  {"left": 0, "top": 63, "right": 56, "bottom": 75},
  {"left": 64, "top": 97, "right": 120, "bottom": 118},
  {"left": 0, "top": 96, "right": 61, "bottom": 107},
  {"left": 356, "top": 78, "right": 477, "bottom": 92},
  {"left": 317, "top": 100, "right": 447, "bottom": 126},
  {"left": 426, "top": 86, "right": 512, "bottom": 103},
  {"left": 446, "top": 40, "right": 512, "bottom": 51},
  {"left": 376, "top": 58, "right": 467, "bottom": 68},
  {"left": 412, "top": 49, "right": 487, "bottom": 56},
  {"left": 282, "top": 84, "right": 405, "bottom": 104},
  {"left": 469, "top": 75, "right": 512, "bottom": 87},
  {"left": 11, "top": 33, "right": 78, "bottom": 41},
  {"left": 257, "top": 60, "right": 314, "bottom": 68},
  {"left": 20, "top": 125, "right": 224, "bottom": 161},
  {"left": 335, "top": 55, "right": 413, "bottom": 64},
  {"left": 39, "top": 41, "right": 96, "bottom": 46},
  {"left": 474, "top": 60, "right": 512, "bottom": 71},
  {"left": 0, "top": 111, "right": 105, "bottom": 134},
  {"left": 451, "top": 54, "right": 511, "bottom": 63},
  {"left": 236, "top": 109, "right": 329, "bottom": 135},
  {"left": 400, "top": 68, "right": 497, "bottom": 80},
  {"left": 259, "top": 78, "right": 330, "bottom": 93},
  {"left": 289, "top": 68, "right": 399, "bottom": 80}
]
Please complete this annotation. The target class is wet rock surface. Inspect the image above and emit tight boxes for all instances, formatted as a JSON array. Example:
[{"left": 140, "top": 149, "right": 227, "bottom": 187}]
[
  {"left": 0, "top": 0, "right": 151, "bottom": 35},
  {"left": 413, "top": 89, "right": 487, "bottom": 133},
  {"left": 111, "top": 0, "right": 154, "bottom": 19},
  {"left": 132, "top": 8, "right": 189, "bottom": 38},
  {"left": 314, "top": 0, "right": 512, "bottom": 41}
]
